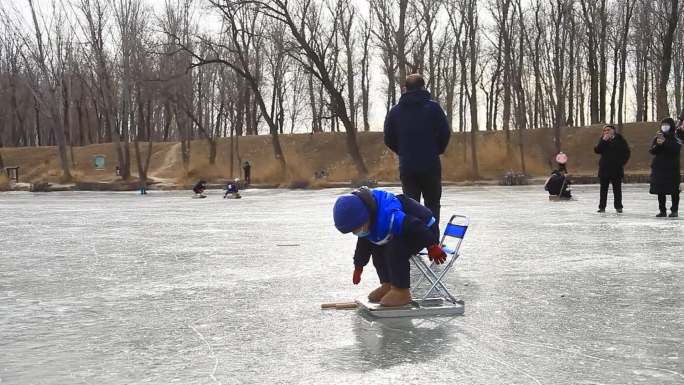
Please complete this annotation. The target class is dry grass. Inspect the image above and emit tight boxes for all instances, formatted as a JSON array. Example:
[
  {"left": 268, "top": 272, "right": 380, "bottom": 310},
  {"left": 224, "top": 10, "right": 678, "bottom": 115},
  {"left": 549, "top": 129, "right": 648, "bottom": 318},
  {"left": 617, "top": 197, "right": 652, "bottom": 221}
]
[
  {"left": 0, "top": 121, "right": 676, "bottom": 187},
  {"left": 0, "top": 174, "right": 9, "bottom": 191}
]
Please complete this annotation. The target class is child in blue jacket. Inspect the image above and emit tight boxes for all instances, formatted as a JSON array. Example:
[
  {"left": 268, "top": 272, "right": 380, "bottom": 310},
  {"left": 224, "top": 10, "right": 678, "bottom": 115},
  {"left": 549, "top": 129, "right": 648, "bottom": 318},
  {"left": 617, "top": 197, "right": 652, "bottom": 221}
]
[{"left": 333, "top": 187, "right": 446, "bottom": 307}]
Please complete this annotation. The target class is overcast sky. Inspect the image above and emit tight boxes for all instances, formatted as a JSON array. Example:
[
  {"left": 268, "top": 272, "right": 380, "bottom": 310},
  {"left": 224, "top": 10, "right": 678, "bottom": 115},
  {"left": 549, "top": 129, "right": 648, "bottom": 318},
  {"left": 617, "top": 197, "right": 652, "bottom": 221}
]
[{"left": 7, "top": 0, "right": 641, "bottom": 133}]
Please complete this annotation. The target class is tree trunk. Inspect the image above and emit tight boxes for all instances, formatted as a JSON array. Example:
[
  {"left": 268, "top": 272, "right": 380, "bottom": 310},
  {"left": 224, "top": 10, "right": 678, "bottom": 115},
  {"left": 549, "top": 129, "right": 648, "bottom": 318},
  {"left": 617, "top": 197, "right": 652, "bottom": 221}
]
[
  {"left": 308, "top": 73, "right": 321, "bottom": 133},
  {"left": 598, "top": 0, "right": 608, "bottom": 123},
  {"left": 0, "top": 135, "right": 4, "bottom": 170},
  {"left": 514, "top": 0, "right": 527, "bottom": 173},
  {"left": 635, "top": 55, "right": 645, "bottom": 121},
  {"left": 467, "top": 0, "right": 480, "bottom": 178},
  {"left": 229, "top": 122, "right": 235, "bottom": 178},
  {"left": 580, "top": 0, "right": 600, "bottom": 124},
  {"left": 34, "top": 96, "right": 42, "bottom": 146},
  {"left": 361, "top": 21, "right": 371, "bottom": 132},
  {"left": 49, "top": 103, "right": 72, "bottom": 182},
  {"left": 609, "top": 43, "right": 619, "bottom": 124},
  {"left": 567, "top": 15, "right": 575, "bottom": 127},
  {"left": 27, "top": 0, "right": 71, "bottom": 181},
  {"left": 617, "top": 3, "right": 634, "bottom": 131},
  {"left": 397, "top": 0, "right": 409, "bottom": 87},
  {"left": 502, "top": 28, "right": 512, "bottom": 153},
  {"left": 657, "top": 0, "right": 680, "bottom": 120}
]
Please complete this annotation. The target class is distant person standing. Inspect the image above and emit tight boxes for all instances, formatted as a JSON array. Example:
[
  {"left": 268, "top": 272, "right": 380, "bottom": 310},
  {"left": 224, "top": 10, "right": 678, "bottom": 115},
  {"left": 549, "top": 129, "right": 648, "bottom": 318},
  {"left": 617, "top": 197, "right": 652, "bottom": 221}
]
[
  {"left": 649, "top": 118, "right": 681, "bottom": 217},
  {"left": 675, "top": 106, "right": 684, "bottom": 140},
  {"left": 242, "top": 161, "right": 251, "bottom": 186},
  {"left": 383, "top": 74, "right": 451, "bottom": 229},
  {"left": 594, "top": 125, "right": 630, "bottom": 213}
]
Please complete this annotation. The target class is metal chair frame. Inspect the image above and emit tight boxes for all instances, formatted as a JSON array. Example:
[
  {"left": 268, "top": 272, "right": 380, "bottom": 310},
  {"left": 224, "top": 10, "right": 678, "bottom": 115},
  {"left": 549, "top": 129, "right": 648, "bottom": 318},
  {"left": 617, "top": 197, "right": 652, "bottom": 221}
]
[{"left": 410, "top": 215, "right": 469, "bottom": 304}]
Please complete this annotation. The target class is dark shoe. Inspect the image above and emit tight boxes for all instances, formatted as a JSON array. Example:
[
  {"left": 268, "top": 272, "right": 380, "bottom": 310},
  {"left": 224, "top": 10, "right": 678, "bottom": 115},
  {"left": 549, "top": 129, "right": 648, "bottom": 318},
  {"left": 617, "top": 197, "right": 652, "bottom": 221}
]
[
  {"left": 656, "top": 212, "right": 667, "bottom": 217},
  {"left": 616, "top": 208, "right": 623, "bottom": 213},
  {"left": 597, "top": 208, "right": 605, "bottom": 213},
  {"left": 669, "top": 212, "right": 678, "bottom": 218}
]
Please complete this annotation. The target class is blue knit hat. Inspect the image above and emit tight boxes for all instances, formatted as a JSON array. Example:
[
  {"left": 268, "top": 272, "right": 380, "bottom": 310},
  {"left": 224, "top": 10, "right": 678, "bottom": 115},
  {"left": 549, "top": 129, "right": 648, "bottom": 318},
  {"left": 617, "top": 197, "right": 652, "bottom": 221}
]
[{"left": 333, "top": 194, "right": 369, "bottom": 233}]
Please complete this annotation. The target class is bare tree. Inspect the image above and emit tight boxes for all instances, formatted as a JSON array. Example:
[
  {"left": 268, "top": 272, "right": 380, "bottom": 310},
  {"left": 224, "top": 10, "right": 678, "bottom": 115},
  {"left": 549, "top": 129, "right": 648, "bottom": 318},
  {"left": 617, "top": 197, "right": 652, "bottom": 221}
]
[
  {"left": 462, "top": 0, "right": 480, "bottom": 177},
  {"left": 655, "top": 0, "right": 680, "bottom": 119},
  {"left": 579, "top": 0, "right": 607, "bottom": 124},
  {"left": 23, "top": 0, "right": 72, "bottom": 181},
  {"left": 495, "top": 0, "right": 514, "bottom": 151},
  {"left": 512, "top": 0, "right": 528, "bottom": 172},
  {"left": 359, "top": 16, "right": 372, "bottom": 131},
  {"left": 254, "top": 0, "right": 368, "bottom": 176},
  {"left": 371, "top": 0, "right": 400, "bottom": 110},
  {"left": 172, "top": 1, "right": 288, "bottom": 177},
  {"left": 547, "top": 0, "right": 572, "bottom": 154},
  {"left": 616, "top": 0, "right": 636, "bottom": 130},
  {"left": 339, "top": 0, "right": 358, "bottom": 130}
]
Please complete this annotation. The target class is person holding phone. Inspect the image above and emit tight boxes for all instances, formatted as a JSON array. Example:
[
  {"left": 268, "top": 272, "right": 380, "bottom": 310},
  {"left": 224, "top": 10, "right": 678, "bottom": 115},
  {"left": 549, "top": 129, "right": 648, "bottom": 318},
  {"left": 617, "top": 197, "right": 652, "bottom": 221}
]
[
  {"left": 594, "top": 125, "right": 631, "bottom": 213},
  {"left": 649, "top": 118, "right": 681, "bottom": 217}
]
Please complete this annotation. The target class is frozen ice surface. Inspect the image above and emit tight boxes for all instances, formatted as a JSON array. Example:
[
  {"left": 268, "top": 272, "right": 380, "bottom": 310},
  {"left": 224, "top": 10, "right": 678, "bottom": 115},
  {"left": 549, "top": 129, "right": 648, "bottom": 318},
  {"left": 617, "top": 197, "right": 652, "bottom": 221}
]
[{"left": 0, "top": 185, "right": 682, "bottom": 385}]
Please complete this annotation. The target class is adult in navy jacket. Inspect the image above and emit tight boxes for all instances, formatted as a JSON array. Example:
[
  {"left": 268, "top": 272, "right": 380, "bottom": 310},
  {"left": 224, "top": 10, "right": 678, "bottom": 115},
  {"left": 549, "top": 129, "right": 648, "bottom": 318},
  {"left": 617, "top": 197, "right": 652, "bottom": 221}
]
[{"left": 383, "top": 74, "right": 451, "bottom": 230}]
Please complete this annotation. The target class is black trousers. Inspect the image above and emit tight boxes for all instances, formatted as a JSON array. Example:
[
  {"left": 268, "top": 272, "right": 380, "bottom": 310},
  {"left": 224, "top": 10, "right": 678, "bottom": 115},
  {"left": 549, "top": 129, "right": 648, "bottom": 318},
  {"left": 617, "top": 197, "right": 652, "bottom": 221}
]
[
  {"left": 400, "top": 171, "right": 442, "bottom": 232},
  {"left": 599, "top": 177, "right": 623, "bottom": 210},
  {"left": 370, "top": 236, "right": 423, "bottom": 289},
  {"left": 658, "top": 192, "right": 680, "bottom": 213}
]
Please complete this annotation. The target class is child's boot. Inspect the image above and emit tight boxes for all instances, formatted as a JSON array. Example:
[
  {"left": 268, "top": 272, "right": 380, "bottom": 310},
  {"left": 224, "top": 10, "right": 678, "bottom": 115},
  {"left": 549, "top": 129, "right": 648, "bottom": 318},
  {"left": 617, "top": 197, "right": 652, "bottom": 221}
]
[
  {"left": 367, "top": 283, "right": 391, "bottom": 303},
  {"left": 380, "top": 286, "right": 412, "bottom": 307}
]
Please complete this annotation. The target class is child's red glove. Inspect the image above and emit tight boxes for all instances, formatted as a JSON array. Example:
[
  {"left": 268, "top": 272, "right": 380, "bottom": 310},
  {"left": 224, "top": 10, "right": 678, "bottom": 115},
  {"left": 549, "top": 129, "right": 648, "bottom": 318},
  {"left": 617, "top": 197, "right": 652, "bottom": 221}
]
[
  {"left": 352, "top": 267, "right": 363, "bottom": 284},
  {"left": 427, "top": 244, "right": 447, "bottom": 264}
]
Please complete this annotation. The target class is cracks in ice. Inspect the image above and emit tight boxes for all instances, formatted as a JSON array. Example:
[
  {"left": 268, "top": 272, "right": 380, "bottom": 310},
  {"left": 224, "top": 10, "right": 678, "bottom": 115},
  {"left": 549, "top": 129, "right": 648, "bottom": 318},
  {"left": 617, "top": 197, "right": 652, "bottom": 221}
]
[
  {"left": 188, "top": 310, "right": 221, "bottom": 384},
  {"left": 456, "top": 321, "right": 684, "bottom": 380},
  {"left": 428, "top": 318, "right": 543, "bottom": 384}
]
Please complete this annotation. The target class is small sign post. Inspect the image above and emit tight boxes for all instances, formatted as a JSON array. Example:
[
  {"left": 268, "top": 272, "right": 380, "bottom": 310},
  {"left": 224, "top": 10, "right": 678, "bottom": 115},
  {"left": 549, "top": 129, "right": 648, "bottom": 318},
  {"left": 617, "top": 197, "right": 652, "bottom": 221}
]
[
  {"left": 94, "top": 155, "right": 106, "bottom": 170},
  {"left": 5, "top": 166, "right": 19, "bottom": 182}
]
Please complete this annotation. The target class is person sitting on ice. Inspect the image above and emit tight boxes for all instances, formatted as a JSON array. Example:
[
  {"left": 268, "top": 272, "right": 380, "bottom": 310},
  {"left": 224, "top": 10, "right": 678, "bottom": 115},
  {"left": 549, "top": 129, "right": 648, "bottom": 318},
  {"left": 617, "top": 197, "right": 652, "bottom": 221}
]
[
  {"left": 223, "top": 179, "right": 241, "bottom": 199},
  {"left": 332, "top": 187, "right": 447, "bottom": 307},
  {"left": 192, "top": 180, "right": 207, "bottom": 197},
  {"left": 545, "top": 152, "right": 572, "bottom": 199}
]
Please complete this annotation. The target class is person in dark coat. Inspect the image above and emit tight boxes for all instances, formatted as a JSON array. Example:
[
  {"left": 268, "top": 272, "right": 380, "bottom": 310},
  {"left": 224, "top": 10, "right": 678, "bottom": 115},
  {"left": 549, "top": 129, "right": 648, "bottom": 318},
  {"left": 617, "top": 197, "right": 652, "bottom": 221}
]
[
  {"left": 594, "top": 125, "right": 630, "bottom": 213},
  {"left": 649, "top": 118, "right": 681, "bottom": 217},
  {"left": 242, "top": 161, "right": 251, "bottom": 186},
  {"left": 383, "top": 74, "right": 451, "bottom": 231},
  {"left": 192, "top": 180, "right": 207, "bottom": 197},
  {"left": 674, "top": 106, "right": 684, "bottom": 140},
  {"left": 545, "top": 167, "right": 572, "bottom": 199},
  {"left": 192, "top": 180, "right": 207, "bottom": 193},
  {"left": 545, "top": 152, "right": 572, "bottom": 199}
]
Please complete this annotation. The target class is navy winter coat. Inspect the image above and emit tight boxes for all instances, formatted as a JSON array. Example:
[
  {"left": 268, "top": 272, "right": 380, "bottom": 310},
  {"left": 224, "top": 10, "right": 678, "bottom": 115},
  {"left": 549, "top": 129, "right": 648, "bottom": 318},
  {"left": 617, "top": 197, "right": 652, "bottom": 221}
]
[{"left": 383, "top": 90, "right": 451, "bottom": 174}]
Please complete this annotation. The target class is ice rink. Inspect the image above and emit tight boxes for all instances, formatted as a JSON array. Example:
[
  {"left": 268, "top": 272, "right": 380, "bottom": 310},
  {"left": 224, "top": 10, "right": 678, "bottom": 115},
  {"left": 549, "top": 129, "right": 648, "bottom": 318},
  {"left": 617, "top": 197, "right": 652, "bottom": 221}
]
[{"left": 1, "top": 185, "right": 682, "bottom": 384}]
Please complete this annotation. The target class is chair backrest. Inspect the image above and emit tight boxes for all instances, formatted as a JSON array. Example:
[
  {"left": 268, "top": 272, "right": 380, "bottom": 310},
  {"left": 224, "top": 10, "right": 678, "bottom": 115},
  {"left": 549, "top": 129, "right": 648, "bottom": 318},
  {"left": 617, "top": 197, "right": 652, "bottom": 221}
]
[{"left": 440, "top": 215, "right": 469, "bottom": 255}]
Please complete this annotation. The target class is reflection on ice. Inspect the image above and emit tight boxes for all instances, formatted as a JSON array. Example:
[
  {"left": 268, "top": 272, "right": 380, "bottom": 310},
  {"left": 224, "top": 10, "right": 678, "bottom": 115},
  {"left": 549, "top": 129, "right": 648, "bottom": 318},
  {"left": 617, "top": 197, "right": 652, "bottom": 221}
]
[{"left": 0, "top": 185, "right": 682, "bottom": 384}]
